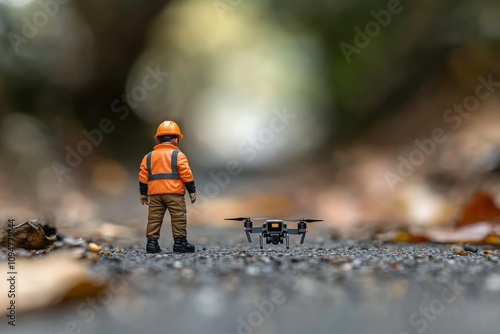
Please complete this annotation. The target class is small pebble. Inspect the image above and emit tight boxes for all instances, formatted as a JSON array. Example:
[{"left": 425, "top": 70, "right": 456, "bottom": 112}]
[
  {"left": 88, "top": 242, "right": 102, "bottom": 253},
  {"left": 464, "top": 245, "right": 478, "bottom": 253}
]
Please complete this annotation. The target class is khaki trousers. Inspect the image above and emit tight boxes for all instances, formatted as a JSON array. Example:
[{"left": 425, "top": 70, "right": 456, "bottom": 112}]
[{"left": 146, "top": 194, "right": 187, "bottom": 239}]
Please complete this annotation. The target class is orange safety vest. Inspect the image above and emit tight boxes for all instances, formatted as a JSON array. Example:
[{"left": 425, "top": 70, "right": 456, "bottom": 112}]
[{"left": 139, "top": 143, "right": 194, "bottom": 195}]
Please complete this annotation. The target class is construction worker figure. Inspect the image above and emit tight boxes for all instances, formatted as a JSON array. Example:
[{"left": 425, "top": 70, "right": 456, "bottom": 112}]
[{"left": 139, "top": 120, "right": 197, "bottom": 253}]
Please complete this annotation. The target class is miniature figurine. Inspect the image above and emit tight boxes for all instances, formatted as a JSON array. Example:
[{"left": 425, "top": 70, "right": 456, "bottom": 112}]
[{"left": 139, "top": 120, "right": 197, "bottom": 253}]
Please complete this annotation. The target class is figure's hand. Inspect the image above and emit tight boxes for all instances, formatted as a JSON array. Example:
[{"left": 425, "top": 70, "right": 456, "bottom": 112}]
[
  {"left": 140, "top": 195, "right": 149, "bottom": 205},
  {"left": 189, "top": 193, "right": 197, "bottom": 204}
]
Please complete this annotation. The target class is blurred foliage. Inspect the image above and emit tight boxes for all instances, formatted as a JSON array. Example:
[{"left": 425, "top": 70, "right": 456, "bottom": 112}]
[
  {"left": 0, "top": 0, "right": 499, "bottom": 148},
  {"left": 1, "top": 0, "right": 500, "bottom": 227},
  {"left": 271, "top": 0, "right": 500, "bottom": 139}
]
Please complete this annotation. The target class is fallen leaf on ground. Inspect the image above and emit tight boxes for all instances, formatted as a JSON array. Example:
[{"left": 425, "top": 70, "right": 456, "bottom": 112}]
[
  {"left": 377, "top": 222, "right": 500, "bottom": 245},
  {"left": 426, "top": 222, "right": 500, "bottom": 243},
  {"left": 0, "top": 219, "right": 56, "bottom": 250},
  {"left": 456, "top": 192, "right": 500, "bottom": 227},
  {"left": 0, "top": 252, "right": 108, "bottom": 315},
  {"left": 393, "top": 230, "right": 430, "bottom": 243},
  {"left": 376, "top": 230, "right": 429, "bottom": 243},
  {"left": 378, "top": 191, "right": 500, "bottom": 245}
]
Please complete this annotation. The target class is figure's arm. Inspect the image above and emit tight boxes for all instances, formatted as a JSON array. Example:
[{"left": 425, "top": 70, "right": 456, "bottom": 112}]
[
  {"left": 177, "top": 152, "right": 195, "bottom": 183},
  {"left": 177, "top": 152, "right": 196, "bottom": 202},
  {"left": 184, "top": 181, "right": 196, "bottom": 194},
  {"left": 139, "top": 182, "right": 148, "bottom": 196},
  {"left": 139, "top": 155, "right": 149, "bottom": 205}
]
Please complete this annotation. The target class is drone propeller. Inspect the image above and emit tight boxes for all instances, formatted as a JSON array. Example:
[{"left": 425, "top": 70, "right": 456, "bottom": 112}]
[
  {"left": 224, "top": 217, "right": 269, "bottom": 221},
  {"left": 224, "top": 217, "right": 248, "bottom": 221},
  {"left": 284, "top": 218, "right": 323, "bottom": 223}
]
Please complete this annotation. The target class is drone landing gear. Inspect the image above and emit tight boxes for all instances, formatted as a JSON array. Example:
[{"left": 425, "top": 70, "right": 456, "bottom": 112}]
[
  {"left": 286, "top": 233, "right": 290, "bottom": 249},
  {"left": 259, "top": 234, "right": 263, "bottom": 249}
]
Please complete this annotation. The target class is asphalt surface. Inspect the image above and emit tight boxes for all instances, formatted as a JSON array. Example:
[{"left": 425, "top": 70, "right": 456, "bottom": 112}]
[{"left": 3, "top": 227, "right": 500, "bottom": 334}]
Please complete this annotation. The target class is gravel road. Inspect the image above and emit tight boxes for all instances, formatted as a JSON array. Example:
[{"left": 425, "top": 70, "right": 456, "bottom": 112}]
[{"left": 4, "top": 227, "right": 500, "bottom": 334}]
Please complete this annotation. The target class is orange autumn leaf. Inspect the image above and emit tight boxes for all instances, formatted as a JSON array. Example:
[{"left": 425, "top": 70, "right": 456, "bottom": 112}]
[
  {"left": 483, "top": 234, "right": 500, "bottom": 245},
  {"left": 393, "top": 231, "right": 429, "bottom": 243},
  {"left": 456, "top": 192, "right": 500, "bottom": 227},
  {"left": 377, "top": 223, "right": 500, "bottom": 245}
]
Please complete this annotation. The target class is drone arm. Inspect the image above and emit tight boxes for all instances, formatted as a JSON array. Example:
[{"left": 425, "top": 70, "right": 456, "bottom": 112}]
[
  {"left": 243, "top": 226, "right": 262, "bottom": 243},
  {"left": 287, "top": 228, "right": 307, "bottom": 243},
  {"left": 251, "top": 227, "right": 263, "bottom": 234}
]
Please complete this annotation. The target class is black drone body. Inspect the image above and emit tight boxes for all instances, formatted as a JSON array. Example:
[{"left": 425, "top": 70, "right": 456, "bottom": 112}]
[{"left": 224, "top": 217, "right": 323, "bottom": 249}]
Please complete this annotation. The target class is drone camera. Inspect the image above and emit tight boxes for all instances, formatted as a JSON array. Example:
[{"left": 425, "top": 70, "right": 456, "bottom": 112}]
[{"left": 267, "top": 235, "right": 282, "bottom": 245}]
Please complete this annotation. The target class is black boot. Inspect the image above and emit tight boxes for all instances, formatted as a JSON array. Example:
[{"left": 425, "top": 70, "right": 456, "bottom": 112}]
[
  {"left": 173, "top": 238, "right": 195, "bottom": 253},
  {"left": 146, "top": 238, "right": 161, "bottom": 253}
]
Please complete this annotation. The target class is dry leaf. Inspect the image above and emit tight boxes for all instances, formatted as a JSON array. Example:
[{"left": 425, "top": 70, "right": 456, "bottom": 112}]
[
  {"left": 0, "top": 252, "right": 107, "bottom": 315},
  {"left": 377, "top": 230, "right": 429, "bottom": 243},
  {"left": 426, "top": 222, "right": 498, "bottom": 243},
  {"left": 394, "top": 230, "right": 429, "bottom": 243},
  {"left": 378, "top": 192, "right": 500, "bottom": 245},
  {"left": 456, "top": 192, "right": 500, "bottom": 227},
  {"left": 378, "top": 222, "right": 500, "bottom": 245},
  {"left": 0, "top": 219, "right": 56, "bottom": 250},
  {"left": 483, "top": 235, "right": 500, "bottom": 245}
]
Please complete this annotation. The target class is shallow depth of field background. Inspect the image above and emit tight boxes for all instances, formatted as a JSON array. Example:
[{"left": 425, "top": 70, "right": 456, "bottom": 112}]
[{"left": 1, "top": 0, "right": 500, "bottom": 235}]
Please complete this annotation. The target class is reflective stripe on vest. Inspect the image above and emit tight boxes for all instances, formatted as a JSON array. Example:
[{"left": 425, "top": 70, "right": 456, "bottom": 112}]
[{"left": 146, "top": 150, "right": 180, "bottom": 181}]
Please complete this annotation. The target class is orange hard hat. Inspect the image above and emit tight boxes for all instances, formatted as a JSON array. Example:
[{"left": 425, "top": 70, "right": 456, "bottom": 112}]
[{"left": 155, "top": 120, "right": 183, "bottom": 139}]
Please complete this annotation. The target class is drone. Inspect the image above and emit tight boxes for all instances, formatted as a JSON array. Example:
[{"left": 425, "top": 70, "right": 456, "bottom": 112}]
[{"left": 224, "top": 217, "right": 323, "bottom": 249}]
